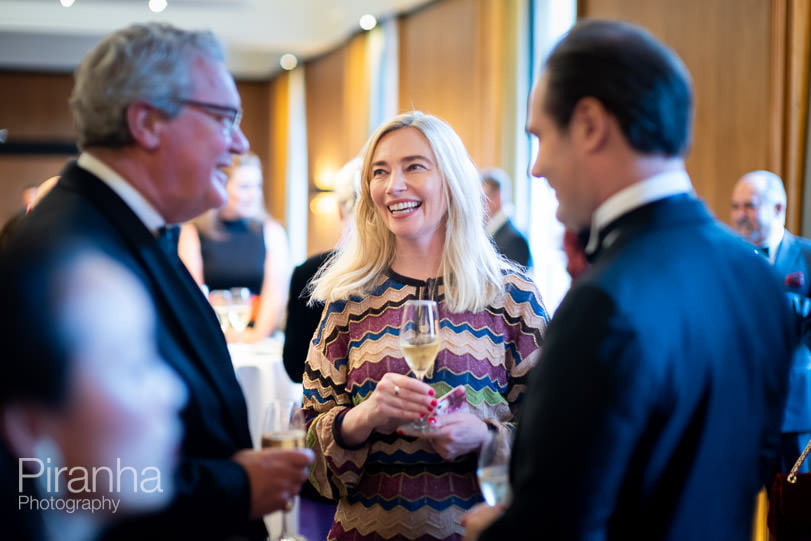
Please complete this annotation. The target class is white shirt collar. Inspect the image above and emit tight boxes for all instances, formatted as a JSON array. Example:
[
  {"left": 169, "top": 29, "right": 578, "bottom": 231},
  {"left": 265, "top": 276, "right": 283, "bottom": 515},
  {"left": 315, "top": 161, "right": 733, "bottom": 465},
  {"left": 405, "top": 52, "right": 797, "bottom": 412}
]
[
  {"left": 486, "top": 209, "right": 509, "bottom": 236},
  {"left": 77, "top": 152, "right": 166, "bottom": 235},
  {"left": 585, "top": 169, "right": 694, "bottom": 254},
  {"left": 766, "top": 227, "right": 785, "bottom": 264}
]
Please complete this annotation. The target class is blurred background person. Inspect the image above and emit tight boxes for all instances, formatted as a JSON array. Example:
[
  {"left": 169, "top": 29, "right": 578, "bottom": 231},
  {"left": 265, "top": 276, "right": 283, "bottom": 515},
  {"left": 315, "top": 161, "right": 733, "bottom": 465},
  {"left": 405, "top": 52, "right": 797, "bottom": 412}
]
[
  {"left": 282, "top": 155, "right": 361, "bottom": 384},
  {"left": 0, "top": 241, "right": 186, "bottom": 541},
  {"left": 20, "top": 183, "right": 38, "bottom": 211},
  {"left": 0, "top": 176, "right": 59, "bottom": 253},
  {"left": 731, "top": 169, "right": 811, "bottom": 473},
  {"left": 303, "top": 111, "right": 547, "bottom": 540},
  {"left": 179, "top": 152, "right": 291, "bottom": 344},
  {"left": 480, "top": 167, "right": 532, "bottom": 269},
  {"left": 281, "top": 155, "right": 361, "bottom": 541}
]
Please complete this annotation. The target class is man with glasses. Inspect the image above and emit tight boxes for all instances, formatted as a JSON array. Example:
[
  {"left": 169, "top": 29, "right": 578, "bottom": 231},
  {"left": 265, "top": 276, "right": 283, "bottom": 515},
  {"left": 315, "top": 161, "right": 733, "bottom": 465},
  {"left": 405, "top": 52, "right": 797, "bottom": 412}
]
[{"left": 9, "top": 23, "right": 312, "bottom": 540}]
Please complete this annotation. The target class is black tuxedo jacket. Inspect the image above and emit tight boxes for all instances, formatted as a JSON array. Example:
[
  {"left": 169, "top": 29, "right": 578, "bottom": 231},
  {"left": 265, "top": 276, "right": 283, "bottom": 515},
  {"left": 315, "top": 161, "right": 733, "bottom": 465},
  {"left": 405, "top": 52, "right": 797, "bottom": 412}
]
[
  {"left": 14, "top": 162, "right": 265, "bottom": 540},
  {"left": 480, "top": 195, "right": 795, "bottom": 540},
  {"left": 492, "top": 219, "right": 532, "bottom": 268}
]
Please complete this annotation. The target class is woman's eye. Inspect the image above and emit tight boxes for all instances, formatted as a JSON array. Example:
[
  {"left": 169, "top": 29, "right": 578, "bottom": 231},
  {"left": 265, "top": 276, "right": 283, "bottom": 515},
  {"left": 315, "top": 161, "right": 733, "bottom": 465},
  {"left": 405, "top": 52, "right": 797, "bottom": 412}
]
[{"left": 407, "top": 163, "right": 426, "bottom": 171}]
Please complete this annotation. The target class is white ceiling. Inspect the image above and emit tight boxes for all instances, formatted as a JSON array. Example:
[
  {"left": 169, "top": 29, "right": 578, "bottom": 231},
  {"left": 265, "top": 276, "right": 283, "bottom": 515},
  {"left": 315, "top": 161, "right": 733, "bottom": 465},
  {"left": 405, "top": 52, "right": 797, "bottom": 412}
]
[{"left": 0, "top": 0, "right": 436, "bottom": 79}]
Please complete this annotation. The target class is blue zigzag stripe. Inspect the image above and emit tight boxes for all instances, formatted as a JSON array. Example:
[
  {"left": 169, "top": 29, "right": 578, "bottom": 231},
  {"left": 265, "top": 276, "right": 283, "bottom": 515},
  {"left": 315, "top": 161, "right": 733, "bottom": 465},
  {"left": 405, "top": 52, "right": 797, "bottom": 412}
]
[{"left": 347, "top": 493, "right": 483, "bottom": 512}]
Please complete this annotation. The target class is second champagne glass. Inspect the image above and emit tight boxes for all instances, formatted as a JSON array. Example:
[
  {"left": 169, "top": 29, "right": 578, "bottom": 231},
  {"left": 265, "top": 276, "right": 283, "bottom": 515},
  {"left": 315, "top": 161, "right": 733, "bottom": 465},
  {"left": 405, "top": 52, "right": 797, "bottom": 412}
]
[
  {"left": 476, "top": 427, "right": 513, "bottom": 506},
  {"left": 398, "top": 300, "right": 440, "bottom": 435},
  {"left": 208, "top": 289, "right": 232, "bottom": 334},
  {"left": 228, "top": 287, "right": 252, "bottom": 338},
  {"left": 262, "top": 399, "right": 307, "bottom": 541}
]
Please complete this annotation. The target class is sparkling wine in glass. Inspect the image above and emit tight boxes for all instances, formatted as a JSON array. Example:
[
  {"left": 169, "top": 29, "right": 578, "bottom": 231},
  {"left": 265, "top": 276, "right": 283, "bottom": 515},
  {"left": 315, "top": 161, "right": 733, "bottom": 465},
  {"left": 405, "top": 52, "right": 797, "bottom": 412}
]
[
  {"left": 476, "top": 427, "right": 513, "bottom": 506},
  {"left": 262, "top": 399, "right": 307, "bottom": 541},
  {"left": 228, "top": 287, "right": 252, "bottom": 335},
  {"left": 208, "top": 289, "right": 232, "bottom": 334},
  {"left": 398, "top": 300, "right": 440, "bottom": 435}
]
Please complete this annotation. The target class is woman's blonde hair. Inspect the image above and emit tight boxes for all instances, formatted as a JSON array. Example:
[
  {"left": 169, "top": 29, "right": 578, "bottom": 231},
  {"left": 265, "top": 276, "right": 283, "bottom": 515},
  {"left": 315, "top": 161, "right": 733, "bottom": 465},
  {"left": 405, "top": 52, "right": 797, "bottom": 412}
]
[{"left": 309, "top": 111, "right": 509, "bottom": 312}]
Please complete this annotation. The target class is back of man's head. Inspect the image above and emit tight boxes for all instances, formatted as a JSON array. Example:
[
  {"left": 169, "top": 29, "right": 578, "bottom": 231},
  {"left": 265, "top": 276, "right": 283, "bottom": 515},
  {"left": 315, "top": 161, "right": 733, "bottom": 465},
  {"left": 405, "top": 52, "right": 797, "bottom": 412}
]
[{"left": 542, "top": 19, "right": 693, "bottom": 157}]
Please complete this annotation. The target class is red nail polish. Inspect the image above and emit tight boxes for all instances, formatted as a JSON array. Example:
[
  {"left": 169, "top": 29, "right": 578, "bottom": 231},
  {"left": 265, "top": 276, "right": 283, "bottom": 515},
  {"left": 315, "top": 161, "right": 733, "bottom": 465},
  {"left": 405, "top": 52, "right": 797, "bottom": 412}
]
[
  {"left": 396, "top": 429, "right": 403, "bottom": 435},
  {"left": 427, "top": 417, "right": 437, "bottom": 425},
  {"left": 431, "top": 399, "right": 438, "bottom": 407},
  {"left": 426, "top": 405, "right": 433, "bottom": 412},
  {"left": 420, "top": 413, "right": 425, "bottom": 418},
  {"left": 428, "top": 389, "right": 435, "bottom": 396}
]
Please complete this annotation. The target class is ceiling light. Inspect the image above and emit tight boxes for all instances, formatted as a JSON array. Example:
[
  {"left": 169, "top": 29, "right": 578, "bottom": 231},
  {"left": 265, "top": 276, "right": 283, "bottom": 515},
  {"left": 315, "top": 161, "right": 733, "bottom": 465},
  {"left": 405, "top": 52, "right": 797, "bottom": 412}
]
[
  {"left": 60, "top": 0, "right": 75, "bottom": 7},
  {"left": 359, "top": 14, "right": 377, "bottom": 31},
  {"left": 280, "top": 54, "right": 298, "bottom": 71},
  {"left": 149, "top": 0, "right": 168, "bottom": 13}
]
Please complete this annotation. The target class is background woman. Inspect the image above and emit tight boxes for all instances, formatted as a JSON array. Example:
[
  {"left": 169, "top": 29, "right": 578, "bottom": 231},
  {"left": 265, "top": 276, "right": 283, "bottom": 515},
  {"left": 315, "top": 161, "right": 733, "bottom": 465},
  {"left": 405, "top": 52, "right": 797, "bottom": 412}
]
[
  {"left": 302, "top": 111, "right": 548, "bottom": 540},
  {"left": 179, "top": 152, "right": 291, "bottom": 343}
]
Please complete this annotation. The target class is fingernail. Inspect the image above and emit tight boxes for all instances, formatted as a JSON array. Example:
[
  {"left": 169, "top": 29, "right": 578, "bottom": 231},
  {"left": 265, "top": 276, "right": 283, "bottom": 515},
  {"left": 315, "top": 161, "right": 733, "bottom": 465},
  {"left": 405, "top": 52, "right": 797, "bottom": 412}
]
[
  {"left": 427, "top": 417, "right": 437, "bottom": 425},
  {"left": 396, "top": 429, "right": 403, "bottom": 435},
  {"left": 420, "top": 413, "right": 425, "bottom": 418},
  {"left": 431, "top": 399, "right": 438, "bottom": 407},
  {"left": 428, "top": 389, "right": 435, "bottom": 396},
  {"left": 426, "top": 405, "right": 433, "bottom": 413}
]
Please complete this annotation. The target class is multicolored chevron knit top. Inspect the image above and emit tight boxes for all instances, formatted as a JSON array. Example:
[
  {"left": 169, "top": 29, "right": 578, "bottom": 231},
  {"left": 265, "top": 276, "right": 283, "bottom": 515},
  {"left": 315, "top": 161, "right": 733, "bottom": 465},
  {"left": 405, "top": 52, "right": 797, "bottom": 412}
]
[{"left": 303, "top": 269, "right": 547, "bottom": 540}]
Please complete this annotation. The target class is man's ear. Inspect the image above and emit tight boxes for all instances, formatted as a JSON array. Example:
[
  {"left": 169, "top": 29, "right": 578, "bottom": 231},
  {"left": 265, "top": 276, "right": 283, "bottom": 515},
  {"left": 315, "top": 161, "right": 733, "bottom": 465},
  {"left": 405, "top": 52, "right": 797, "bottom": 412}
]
[
  {"left": 126, "top": 101, "right": 165, "bottom": 150},
  {"left": 570, "top": 96, "right": 610, "bottom": 153},
  {"left": 1, "top": 404, "right": 46, "bottom": 459}
]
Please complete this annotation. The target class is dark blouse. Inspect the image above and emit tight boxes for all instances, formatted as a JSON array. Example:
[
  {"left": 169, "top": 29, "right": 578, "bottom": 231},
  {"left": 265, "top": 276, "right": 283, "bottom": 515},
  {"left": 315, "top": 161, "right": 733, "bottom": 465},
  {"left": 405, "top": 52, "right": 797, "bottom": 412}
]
[{"left": 199, "top": 218, "right": 265, "bottom": 294}]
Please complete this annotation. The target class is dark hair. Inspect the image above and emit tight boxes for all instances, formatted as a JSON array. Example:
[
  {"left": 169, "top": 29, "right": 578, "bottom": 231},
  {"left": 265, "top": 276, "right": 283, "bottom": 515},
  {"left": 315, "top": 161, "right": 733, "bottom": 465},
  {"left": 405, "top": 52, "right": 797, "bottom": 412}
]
[
  {"left": 542, "top": 19, "right": 693, "bottom": 156},
  {"left": 0, "top": 240, "right": 93, "bottom": 408}
]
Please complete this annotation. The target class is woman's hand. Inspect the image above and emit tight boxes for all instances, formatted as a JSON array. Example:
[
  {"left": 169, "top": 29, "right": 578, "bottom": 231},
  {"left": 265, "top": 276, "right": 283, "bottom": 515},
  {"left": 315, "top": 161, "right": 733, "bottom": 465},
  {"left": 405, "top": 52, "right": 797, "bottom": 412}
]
[
  {"left": 340, "top": 373, "right": 436, "bottom": 446},
  {"left": 425, "top": 412, "right": 491, "bottom": 460}
]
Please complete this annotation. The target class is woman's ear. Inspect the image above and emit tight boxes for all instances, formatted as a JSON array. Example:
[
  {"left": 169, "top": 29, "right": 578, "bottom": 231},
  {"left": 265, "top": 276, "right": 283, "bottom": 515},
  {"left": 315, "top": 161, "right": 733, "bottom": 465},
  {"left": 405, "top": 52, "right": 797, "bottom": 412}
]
[{"left": 126, "top": 101, "right": 165, "bottom": 150}]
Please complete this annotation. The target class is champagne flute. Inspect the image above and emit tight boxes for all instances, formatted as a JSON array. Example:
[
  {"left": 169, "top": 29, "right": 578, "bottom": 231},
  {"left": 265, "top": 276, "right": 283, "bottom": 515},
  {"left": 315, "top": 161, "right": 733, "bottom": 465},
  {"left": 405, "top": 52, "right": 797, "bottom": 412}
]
[
  {"left": 398, "top": 300, "right": 440, "bottom": 435},
  {"left": 228, "top": 287, "right": 252, "bottom": 338},
  {"left": 476, "top": 427, "right": 513, "bottom": 506},
  {"left": 262, "top": 399, "right": 307, "bottom": 541},
  {"left": 208, "top": 289, "right": 232, "bottom": 334}
]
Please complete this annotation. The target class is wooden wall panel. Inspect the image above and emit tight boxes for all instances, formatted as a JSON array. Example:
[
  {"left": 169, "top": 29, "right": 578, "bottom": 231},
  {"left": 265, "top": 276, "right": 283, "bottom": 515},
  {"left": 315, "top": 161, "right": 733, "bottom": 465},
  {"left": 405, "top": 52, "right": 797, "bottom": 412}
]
[
  {"left": 579, "top": 0, "right": 772, "bottom": 227},
  {"left": 266, "top": 73, "right": 289, "bottom": 225},
  {"left": 304, "top": 33, "right": 371, "bottom": 257},
  {"left": 0, "top": 72, "right": 75, "bottom": 139}
]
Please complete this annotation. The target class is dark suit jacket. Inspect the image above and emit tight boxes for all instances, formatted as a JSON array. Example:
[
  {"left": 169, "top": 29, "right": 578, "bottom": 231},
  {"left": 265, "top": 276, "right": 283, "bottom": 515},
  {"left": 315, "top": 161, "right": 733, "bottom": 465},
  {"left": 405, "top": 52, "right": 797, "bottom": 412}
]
[
  {"left": 282, "top": 250, "right": 332, "bottom": 384},
  {"left": 774, "top": 230, "right": 811, "bottom": 433},
  {"left": 492, "top": 219, "right": 532, "bottom": 268},
  {"left": 13, "top": 162, "right": 265, "bottom": 540},
  {"left": 480, "top": 195, "right": 795, "bottom": 540}
]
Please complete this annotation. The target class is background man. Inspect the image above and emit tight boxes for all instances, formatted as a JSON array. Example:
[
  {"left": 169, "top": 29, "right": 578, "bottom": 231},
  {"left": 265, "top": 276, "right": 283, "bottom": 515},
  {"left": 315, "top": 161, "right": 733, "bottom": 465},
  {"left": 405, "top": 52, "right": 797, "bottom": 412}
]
[
  {"left": 731, "top": 169, "right": 811, "bottom": 473},
  {"left": 464, "top": 19, "right": 795, "bottom": 540},
  {"left": 10, "top": 23, "right": 311, "bottom": 540},
  {"left": 480, "top": 167, "right": 532, "bottom": 268}
]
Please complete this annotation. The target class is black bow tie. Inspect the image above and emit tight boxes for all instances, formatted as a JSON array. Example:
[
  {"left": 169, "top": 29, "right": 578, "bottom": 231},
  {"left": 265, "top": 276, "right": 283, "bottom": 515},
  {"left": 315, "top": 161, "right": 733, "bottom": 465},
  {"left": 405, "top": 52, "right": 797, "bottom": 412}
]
[{"left": 157, "top": 225, "right": 180, "bottom": 256}]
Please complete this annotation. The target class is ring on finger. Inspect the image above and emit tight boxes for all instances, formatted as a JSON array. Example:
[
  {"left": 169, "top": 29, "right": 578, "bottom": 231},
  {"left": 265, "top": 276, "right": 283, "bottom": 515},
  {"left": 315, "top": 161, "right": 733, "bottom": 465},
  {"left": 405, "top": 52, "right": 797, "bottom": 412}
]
[{"left": 393, "top": 385, "right": 401, "bottom": 397}]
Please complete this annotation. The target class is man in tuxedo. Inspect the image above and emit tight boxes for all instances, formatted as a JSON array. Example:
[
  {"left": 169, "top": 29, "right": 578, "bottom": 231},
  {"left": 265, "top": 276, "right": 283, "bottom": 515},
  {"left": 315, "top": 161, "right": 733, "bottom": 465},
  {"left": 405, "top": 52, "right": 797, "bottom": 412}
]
[
  {"left": 732, "top": 169, "right": 811, "bottom": 473},
  {"left": 10, "top": 23, "right": 312, "bottom": 540},
  {"left": 463, "top": 20, "right": 795, "bottom": 540},
  {"left": 480, "top": 167, "right": 532, "bottom": 268}
]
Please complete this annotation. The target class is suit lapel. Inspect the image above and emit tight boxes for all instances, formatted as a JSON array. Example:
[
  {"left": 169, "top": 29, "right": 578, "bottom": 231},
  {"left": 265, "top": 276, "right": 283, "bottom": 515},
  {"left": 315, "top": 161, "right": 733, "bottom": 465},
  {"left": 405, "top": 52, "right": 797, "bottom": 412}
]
[{"left": 59, "top": 164, "right": 251, "bottom": 443}]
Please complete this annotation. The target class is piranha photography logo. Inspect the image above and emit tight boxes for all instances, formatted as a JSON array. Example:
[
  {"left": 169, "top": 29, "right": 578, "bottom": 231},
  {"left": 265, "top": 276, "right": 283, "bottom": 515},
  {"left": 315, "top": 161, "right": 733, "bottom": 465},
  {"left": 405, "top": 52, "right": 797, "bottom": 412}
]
[{"left": 18, "top": 456, "right": 165, "bottom": 514}]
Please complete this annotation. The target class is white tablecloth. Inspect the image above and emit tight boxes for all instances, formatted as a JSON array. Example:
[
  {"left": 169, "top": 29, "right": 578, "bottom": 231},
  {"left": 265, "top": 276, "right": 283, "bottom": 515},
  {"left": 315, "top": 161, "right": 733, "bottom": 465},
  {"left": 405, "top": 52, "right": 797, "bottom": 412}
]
[{"left": 228, "top": 336, "right": 304, "bottom": 538}]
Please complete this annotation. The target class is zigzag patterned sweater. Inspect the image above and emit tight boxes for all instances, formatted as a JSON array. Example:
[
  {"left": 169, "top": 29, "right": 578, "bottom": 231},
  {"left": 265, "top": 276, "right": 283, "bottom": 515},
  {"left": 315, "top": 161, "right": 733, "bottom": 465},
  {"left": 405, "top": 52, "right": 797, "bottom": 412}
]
[{"left": 303, "top": 269, "right": 547, "bottom": 540}]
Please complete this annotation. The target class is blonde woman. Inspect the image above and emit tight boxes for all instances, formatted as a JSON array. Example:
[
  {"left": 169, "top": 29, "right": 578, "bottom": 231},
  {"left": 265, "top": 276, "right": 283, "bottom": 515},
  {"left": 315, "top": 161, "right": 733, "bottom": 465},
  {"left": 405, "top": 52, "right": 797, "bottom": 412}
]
[
  {"left": 179, "top": 152, "right": 291, "bottom": 343},
  {"left": 303, "top": 111, "right": 548, "bottom": 540}
]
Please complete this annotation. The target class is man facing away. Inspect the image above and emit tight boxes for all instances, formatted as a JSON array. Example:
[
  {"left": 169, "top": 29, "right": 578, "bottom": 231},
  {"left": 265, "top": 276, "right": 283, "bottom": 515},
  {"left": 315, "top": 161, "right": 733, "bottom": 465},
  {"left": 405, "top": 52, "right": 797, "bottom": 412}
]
[
  {"left": 732, "top": 169, "right": 811, "bottom": 473},
  {"left": 10, "top": 23, "right": 312, "bottom": 540},
  {"left": 480, "top": 167, "right": 533, "bottom": 268},
  {"left": 463, "top": 19, "right": 796, "bottom": 540}
]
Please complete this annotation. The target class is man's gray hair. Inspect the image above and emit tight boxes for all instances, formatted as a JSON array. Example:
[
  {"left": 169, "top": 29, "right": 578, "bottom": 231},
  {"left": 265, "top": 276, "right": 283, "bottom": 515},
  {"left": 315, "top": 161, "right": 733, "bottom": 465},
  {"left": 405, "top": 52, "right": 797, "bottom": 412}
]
[{"left": 70, "top": 22, "right": 225, "bottom": 149}]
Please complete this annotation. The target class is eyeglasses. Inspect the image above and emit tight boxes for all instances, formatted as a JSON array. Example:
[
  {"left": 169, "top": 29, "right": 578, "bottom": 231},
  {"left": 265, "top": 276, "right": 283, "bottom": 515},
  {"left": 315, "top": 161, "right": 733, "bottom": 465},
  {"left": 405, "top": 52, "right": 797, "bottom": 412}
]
[{"left": 175, "top": 98, "right": 242, "bottom": 134}]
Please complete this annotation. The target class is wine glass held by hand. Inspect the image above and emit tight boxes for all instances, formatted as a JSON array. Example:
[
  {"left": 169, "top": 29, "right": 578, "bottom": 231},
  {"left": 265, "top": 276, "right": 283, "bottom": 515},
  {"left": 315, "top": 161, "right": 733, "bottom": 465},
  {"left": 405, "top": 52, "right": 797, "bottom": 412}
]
[
  {"left": 398, "top": 300, "right": 441, "bottom": 435},
  {"left": 262, "top": 399, "right": 309, "bottom": 541},
  {"left": 477, "top": 427, "right": 513, "bottom": 507}
]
